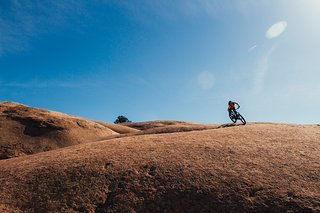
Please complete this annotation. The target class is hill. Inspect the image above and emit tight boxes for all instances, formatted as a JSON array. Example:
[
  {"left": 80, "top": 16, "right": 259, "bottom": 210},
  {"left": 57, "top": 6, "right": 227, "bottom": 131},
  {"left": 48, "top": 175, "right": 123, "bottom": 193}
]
[
  {"left": 0, "top": 103, "right": 318, "bottom": 212},
  {"left": 0, "top": 102, "right": 137, "bottom": 159}
]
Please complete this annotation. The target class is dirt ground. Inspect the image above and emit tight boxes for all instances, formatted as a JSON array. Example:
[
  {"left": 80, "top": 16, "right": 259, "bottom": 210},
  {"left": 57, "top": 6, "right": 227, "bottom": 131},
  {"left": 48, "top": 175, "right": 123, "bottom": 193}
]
[{"left": 0, "top": 102, "right": 319, "bottom": 212}]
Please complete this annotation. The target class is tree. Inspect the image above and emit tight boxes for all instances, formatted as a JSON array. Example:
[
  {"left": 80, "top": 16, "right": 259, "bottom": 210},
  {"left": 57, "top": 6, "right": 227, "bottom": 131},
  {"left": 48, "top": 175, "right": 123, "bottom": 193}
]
[{"left": 114, "top": 115, "right": 131, "bottom": 124}]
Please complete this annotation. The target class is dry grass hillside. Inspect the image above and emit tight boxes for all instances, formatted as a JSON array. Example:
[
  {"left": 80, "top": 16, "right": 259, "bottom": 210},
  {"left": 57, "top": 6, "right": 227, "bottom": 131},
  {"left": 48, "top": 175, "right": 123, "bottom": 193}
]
[
  {"left": 0, "top": 103, "right": 319, "bottom": 212},
  {"left": 0, "top": 102, "right": 137, "bottom": 159},
  {"left": 118, "top": 120, "right": 219, "bottom": 137},
  {"left": 121, "top": 120, "right": 212, "bottom": 130}
]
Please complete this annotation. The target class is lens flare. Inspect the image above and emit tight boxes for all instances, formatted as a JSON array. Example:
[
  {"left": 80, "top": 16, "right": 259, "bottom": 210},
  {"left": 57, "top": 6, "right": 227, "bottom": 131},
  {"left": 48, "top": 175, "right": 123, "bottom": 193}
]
[{"left": 266, "top": 21, "right": 287, "bottom": 39}]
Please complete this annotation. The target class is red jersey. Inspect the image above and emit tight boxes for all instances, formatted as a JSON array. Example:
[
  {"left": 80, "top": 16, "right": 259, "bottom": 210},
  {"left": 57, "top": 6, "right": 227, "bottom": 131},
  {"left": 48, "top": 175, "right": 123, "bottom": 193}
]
[{"left": 228, "top": 102, "right": 238, "bottom": 110}]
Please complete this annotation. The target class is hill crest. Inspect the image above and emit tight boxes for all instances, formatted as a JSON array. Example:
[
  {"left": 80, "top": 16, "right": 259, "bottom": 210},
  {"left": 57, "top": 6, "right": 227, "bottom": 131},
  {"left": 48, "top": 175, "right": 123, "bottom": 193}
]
[{"left": 0, "top": 102, "right": 319, "bottom": 212}]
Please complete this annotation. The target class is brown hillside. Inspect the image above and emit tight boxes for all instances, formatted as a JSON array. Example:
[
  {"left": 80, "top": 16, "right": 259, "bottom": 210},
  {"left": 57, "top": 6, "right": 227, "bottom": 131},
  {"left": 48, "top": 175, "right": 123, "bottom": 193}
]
[
  {"left": 0, "top": 102, "right": 137, "bottom": 159},
  {"left": 95, "top": 121, "right": 220, "bottom": 141},
  {"left": 0, "top": 122, "right": 319, "bottom": 212},
  {"left": 121, "top": 120, "right": 212, "bottom": 130},
  {"left": 117, "top": 120, "right": 219, "bottom": 137}
]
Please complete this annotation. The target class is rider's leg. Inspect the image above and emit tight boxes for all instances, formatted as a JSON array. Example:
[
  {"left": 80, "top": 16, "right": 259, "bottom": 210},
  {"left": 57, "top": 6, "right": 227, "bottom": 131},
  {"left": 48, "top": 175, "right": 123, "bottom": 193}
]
[{"left": 232, "top": 108, "right": 237, "bottom": 117}]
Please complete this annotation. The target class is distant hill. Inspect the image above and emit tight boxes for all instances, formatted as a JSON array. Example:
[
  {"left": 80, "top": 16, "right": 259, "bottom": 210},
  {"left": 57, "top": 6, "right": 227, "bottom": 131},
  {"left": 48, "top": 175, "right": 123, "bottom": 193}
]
[{"left": 0, "top": 102, "right": 319, "bottom": 212}]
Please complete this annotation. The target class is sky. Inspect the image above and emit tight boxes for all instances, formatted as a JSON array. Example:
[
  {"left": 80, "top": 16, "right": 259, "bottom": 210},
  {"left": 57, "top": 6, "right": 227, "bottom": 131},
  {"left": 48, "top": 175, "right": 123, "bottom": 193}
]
[{"left": 0, "top": 0, "right": 319, "bottom": 124}]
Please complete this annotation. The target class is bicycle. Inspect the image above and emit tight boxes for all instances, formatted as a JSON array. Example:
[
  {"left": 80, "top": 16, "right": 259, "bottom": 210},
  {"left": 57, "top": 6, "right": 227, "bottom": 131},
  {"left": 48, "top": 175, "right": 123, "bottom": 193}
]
[{"left": 229, "top": 107, "right": 246, "bottom": 125}]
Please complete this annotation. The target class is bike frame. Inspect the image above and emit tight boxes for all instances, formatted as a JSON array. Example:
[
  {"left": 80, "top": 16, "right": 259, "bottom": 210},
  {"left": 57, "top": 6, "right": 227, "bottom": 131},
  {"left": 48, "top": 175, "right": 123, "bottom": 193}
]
[{"left": 229, "top": 106, "right": 246, "bottom": 125}]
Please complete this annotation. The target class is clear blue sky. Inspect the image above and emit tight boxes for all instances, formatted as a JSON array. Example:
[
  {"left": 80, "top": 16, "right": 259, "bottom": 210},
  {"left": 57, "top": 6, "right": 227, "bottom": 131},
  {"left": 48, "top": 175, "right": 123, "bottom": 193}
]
[{"left": 1, "top": 0, "right": 319, "bottom": 124}]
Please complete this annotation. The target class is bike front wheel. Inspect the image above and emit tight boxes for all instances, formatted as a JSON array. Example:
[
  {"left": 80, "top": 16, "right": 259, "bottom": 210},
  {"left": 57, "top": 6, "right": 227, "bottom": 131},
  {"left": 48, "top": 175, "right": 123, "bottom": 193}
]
[{"left": 238, "top": 114, "right": 246, "bottom": 125}]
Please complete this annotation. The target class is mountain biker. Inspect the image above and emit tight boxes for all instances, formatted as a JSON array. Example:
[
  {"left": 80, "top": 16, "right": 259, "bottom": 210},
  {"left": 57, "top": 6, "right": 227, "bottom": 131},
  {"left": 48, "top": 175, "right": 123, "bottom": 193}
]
[{"left": 228, "top": 100, "right": 240, "bottom": 117}]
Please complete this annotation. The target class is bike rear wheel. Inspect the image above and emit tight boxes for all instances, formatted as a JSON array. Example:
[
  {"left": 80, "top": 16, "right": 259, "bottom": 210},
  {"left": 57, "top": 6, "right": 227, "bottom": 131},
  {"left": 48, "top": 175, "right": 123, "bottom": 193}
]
[{"left": 238, "top": 113, "right": 246, "bottom": 125}]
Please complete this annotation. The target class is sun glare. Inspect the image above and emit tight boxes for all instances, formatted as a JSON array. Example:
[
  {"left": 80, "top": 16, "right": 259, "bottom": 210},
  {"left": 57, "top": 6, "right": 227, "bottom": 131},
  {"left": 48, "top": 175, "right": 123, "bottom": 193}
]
[{"left": 266, "top": 21, "right": 287, "bottom": 39}]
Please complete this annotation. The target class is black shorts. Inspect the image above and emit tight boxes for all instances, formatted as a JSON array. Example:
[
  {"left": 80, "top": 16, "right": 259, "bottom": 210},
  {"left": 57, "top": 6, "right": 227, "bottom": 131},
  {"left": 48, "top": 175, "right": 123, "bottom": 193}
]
[{"left": 228, "top": 108, "right": 237, "bottom": 114}]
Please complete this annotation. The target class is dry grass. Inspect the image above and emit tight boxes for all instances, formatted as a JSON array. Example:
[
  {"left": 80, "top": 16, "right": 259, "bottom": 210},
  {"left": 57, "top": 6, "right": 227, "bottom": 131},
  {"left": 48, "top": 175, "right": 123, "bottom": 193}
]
[
  {"left": 121, "top": 120, "right": 213, "bottom": 130},
  {"left": 0, "top": 102, "right": 134, "bottom": 159},
  {"left": 0, "top": 118, "right": 319, "bottom": 212}
]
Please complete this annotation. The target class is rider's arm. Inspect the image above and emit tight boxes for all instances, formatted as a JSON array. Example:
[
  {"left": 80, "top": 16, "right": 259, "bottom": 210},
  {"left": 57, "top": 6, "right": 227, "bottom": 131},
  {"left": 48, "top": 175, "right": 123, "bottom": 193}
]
[{"left": 235, "top": 102, "right": 240, "bottom": 109}]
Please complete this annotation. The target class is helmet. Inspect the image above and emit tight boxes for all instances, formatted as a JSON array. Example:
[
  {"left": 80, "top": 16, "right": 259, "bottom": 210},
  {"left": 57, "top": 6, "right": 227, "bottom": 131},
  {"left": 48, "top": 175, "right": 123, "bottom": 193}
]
[{"left": 228, "top": 101, "right": 232, "bottom": 105}]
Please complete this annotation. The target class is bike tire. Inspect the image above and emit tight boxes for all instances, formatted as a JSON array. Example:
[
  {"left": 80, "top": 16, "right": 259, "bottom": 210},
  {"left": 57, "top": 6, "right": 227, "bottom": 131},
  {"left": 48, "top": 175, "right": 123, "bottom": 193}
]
[
  {"left": 229, "top": 113, "right": 237, "bottom": 123},
  {"left": 238, "top": 114, "right": 246, "bottom": 125}
]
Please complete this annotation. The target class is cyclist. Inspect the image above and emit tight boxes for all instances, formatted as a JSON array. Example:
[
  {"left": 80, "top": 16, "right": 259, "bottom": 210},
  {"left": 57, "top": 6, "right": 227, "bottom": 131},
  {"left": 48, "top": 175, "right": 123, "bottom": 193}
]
[{"left": 228, "top": 100, "right": 240, "bottom": 118}]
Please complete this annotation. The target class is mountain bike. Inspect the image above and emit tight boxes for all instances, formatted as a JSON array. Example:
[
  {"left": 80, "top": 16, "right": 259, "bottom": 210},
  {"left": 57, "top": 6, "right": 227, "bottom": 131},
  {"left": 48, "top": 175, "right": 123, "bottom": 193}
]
[{"left": 229, "top": 107, "right": 246, "bottom": 125}]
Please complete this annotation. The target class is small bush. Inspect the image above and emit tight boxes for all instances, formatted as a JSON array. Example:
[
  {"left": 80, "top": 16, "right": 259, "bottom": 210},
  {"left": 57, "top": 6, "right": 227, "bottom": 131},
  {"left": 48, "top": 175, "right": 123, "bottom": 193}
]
[{"left": 114, "top": 115, "right": 131, "bottom": 124}]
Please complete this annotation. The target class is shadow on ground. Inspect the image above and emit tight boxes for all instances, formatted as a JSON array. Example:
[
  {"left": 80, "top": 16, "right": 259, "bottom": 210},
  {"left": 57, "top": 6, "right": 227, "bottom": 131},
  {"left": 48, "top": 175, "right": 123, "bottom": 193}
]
[{"left": 218, "top": 123, "right": 245, "bottom": 128}]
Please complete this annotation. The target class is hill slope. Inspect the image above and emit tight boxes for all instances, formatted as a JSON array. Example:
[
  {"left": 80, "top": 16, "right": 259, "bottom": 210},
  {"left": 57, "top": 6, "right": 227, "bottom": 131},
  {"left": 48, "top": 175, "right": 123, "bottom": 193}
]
[
  {"left": 0, "top": 121, "right": 319, "bottom": 212},
  {"left": 0, "top": 102, "right": 137, "bottom": 159}
]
